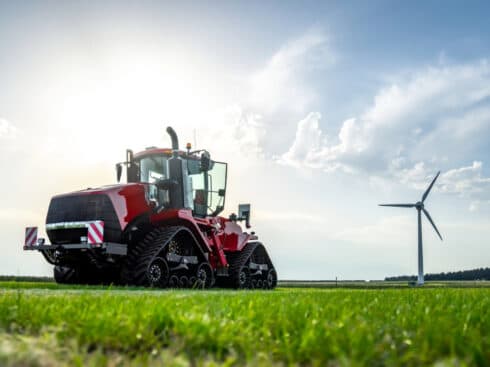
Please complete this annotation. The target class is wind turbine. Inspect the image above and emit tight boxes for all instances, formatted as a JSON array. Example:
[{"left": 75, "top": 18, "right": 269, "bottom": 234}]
[{"left": 379, "top": 172, "right": 443, "bottom": 286}]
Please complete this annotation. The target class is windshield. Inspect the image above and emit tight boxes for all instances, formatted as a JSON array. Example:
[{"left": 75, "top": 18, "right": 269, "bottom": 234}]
[
  {"left": 139, "top": 155, "right": 169, "bottom": 183},
  {"left": 132, "top": 154, "right": 226, "bottom": 216}
]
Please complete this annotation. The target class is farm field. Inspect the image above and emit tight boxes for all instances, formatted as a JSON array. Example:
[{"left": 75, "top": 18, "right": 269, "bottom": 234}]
[{"left": 0, "top": 281, "right": 489, "bottom": 366}]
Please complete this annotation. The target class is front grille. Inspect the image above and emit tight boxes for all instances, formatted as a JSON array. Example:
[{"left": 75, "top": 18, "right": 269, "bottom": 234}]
[
  {"left": 47, "top": 228, "right": 88, "bottom": 244},
  {"left": 46, "top": 194, "right": 121, "bottom": 244}
]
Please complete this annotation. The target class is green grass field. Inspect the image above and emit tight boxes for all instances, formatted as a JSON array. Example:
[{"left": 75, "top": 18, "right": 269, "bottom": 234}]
[{"left": 0, "top": 281, "right": 489, "bottom": 366}]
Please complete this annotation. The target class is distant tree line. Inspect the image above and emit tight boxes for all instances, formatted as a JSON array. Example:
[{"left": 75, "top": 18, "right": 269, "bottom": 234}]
[
  {"left": 385, "top": 267, "right": 490, "bottom": 281},
  {"left": 0, "top": 275, "right": 53, "bottom": 282}
]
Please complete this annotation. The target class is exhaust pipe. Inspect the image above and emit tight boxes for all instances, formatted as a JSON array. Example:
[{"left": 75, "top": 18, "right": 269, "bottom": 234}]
[{"left": 166, "top": 126, "right": 179, "bottom": 150}]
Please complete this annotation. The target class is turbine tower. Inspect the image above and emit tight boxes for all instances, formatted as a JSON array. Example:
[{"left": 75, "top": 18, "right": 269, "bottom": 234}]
[{"left": 379, "top": 172, "right": 443, "bottom": 286}]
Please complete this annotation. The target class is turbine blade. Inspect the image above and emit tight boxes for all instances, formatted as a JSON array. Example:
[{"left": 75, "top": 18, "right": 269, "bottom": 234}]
[
  {"left": 422, "top": 171, "right": 440, "bottom": 203},
  {"left": 423, "top": 208, "right": 443, "bottom": 241},
  {"left": 379, "top": 204, "right": 415, "bottom": 208}
]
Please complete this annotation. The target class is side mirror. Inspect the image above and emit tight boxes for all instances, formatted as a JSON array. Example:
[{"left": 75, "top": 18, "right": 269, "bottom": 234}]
[
  {"left": 200, "top": 151, "right": 211, "bottom": 172},
  {"left": 116, "top": 164, "right": 122, "bottom": 182},
  {"left": 238, "top": 204, "right": 251, "bottom": 229}
]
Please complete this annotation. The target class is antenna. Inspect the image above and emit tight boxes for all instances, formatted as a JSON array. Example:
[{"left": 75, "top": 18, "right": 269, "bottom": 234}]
[
  {"left": 379, "top": 171, "right": 443, "bottom": 286},
  {"left": 193, "top": 128, "right": 197, "bottom": 148}
]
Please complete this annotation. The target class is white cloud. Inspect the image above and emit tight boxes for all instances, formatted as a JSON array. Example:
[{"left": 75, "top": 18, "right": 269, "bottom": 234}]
[
  {"left": 277, "top": 112, "right": 324, "bottom": 167},
  {"left": 395, "top": 161, "right": 490, "bottom": 197},
  {"left": 276, "top": 112, "right": 356, "bottom": 173},
  {"left": 392, "top": 161, "right": 434, "bottom": 190},
  {"left": 203, "top": 105, "right": 266, "bottom": 157},
  {"left": 198, "top": 29, "right": 333, "bottom": 160},
  {"left": 276, "top": 60, "right": 490, "bottom": 209},
  {"left": 384, "top": 160, "right": 490, "bottom": 210},
  {"left": 279, "top": 60, "right": 490, "bottom": 174},
  {"left": 248, "top": 28, "right": 333, "bottom": 115},
  {"left": 439, "top": 162, "right": 490, "bottom": 207},
  {"left": 0, "top": 118, "right": 17, "bottom": 139}
]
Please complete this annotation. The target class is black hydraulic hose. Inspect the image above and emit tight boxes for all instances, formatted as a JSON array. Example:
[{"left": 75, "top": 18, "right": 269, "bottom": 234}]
[{"left": 166, "top": 126, "right": 179, "bottom": 150}]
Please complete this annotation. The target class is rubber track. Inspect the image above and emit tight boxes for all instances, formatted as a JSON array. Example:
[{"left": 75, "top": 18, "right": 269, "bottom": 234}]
[
  {"left": 227, "top": 242, "right": 257, "bottom": 288},
  {"left": 249, "top": 242, "right": 275, "bottom": 272},
  {"left": 121, "top": 226, "right": 182, "bottom": 286},
  {"left": 227, "top": 242, "right": 276, "bottom": 289}
]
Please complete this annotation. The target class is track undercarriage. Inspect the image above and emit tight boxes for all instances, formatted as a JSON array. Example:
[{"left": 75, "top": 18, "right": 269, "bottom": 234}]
[{"left": 53, "top": 226, "right": 277, "bottom": 289}]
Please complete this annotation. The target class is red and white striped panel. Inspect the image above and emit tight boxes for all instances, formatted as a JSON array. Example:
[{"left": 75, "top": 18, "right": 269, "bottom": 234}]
[
  {"left": 87, "top": 221, "right": 104, "bottom": 244},
  {"left": 25, "top": 227, "right": 38, "bottom": 247}
]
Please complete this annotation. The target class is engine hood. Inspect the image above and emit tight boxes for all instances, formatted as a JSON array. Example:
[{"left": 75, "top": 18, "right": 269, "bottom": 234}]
[
  {"left": 48, "top": 183, "right": 152, "bottom": 233},
  {"left": 53, "top": 183, "right": 143, "bottom": 198}
]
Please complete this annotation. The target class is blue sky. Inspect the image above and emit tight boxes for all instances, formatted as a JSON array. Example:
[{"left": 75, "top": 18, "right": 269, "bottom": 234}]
[{"left": 1, "top": 1, "right": 490, "bottom": 279}]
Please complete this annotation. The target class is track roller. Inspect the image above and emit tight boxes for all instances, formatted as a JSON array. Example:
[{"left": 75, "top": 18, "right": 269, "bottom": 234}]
[
  {"left": 179, "top": 275, "right": 189, "bottom": 288},
  {"left": 196, "top": 262, "right": 214, "bottom": 288},
  {"left": 169, "top": 275, "right": 179, "bottom": 287},
  {"left": 236, "top": 266, "right": 251, "bottom": 289},
  {"left": 147, "top": 257, "right": 170, "bottom": 287}
]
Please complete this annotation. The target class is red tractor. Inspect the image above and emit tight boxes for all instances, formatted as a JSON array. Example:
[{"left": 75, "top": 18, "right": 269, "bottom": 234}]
[{"left": 23, "top": 127, "right": 277, "bottom": 289}]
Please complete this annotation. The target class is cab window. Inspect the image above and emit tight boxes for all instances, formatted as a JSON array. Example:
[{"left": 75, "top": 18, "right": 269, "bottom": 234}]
[{"left": 188, "top": 160, "right": 227, "bottom": 217}]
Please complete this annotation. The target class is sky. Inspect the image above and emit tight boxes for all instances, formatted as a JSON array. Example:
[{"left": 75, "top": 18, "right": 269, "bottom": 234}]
[{"left": 1, "top": 0, "right": 490, "bottom": 280}]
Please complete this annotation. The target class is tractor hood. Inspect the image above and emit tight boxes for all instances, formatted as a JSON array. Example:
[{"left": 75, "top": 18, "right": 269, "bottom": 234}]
[{"left": 46, "top": 183, "right": 152, "bottom": 244}]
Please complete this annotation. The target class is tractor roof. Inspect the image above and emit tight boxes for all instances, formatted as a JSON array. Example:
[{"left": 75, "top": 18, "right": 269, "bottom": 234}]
[{"left": 134, "top": 148, "right": 199, "bottom": 160}]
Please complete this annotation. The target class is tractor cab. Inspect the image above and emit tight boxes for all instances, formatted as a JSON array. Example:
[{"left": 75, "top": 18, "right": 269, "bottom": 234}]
[{"left": 116, "top": 128, "right": 227, "bottom": 218}]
